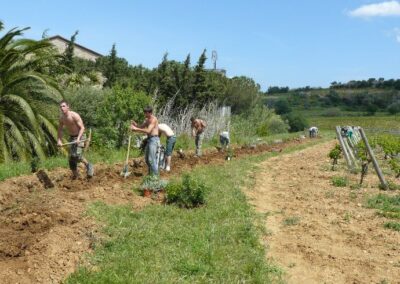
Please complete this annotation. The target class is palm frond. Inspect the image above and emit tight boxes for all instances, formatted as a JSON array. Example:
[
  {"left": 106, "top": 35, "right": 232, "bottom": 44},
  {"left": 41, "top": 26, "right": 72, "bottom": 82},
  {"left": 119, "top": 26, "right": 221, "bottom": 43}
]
[
  {"left": 25, "top": 131, "right": 45, "bottom": 160},
  {"left": 3, "top": 116, "right": 29, "bottom": 161},
  {"left": 1, "top": 94, "right": 40, "bottom": 135}
]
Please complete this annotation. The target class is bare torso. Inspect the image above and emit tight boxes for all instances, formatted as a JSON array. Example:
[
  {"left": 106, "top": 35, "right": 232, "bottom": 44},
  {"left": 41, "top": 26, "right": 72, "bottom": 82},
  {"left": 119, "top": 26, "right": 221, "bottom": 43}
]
[
  {"left": 60, "top": 111, "right": 82, "bottom": 136},
  {"left": 192, "top": 119, "right": 206, "bottom": 134},
  {"left": 145, "top": 115, "right": 159, "bottom": 136}
]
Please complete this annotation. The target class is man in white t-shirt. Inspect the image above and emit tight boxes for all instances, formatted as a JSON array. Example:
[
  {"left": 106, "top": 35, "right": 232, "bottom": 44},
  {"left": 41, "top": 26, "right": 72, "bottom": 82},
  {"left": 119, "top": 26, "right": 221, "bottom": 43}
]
[
  {"left": 219, "top": 131, "right": 230, "bottom": 150},
  {"left": 158, "top": 123, "right": 176, "bottom": 172},
  {"left": 309, "top": 126, "right": 318, "bottom": 138}
]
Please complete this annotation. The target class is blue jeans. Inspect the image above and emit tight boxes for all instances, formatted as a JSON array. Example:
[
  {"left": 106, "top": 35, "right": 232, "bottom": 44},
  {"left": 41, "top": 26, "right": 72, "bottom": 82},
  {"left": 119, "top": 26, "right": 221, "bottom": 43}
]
[
  {"left": 195, "top": 132, "right": 204, "bottom": 156},
  {"left": 145, "top": 136, "right": 160, "bottom": 175},
  {"left": 165, "top": 135, "right": 176, "bottom": 156}
]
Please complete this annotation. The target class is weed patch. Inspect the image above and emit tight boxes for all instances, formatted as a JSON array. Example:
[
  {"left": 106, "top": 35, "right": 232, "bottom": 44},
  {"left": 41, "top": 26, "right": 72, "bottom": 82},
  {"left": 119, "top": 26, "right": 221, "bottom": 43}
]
[
  {"left": 331, "top": 176, "right": 348, "bottom": 187},
  {"left": 283, "top": 216, "right": 300, "bottom": 226},
  {"left": 384, "top": 221, "right": 400, "bottom": 231}
]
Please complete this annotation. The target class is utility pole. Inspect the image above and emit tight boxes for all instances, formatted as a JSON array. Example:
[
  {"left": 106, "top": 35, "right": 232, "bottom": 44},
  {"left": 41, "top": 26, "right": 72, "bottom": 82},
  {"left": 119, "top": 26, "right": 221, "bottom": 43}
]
[{"left": 212, "top": 50, "right": 217, "bottom": 70}]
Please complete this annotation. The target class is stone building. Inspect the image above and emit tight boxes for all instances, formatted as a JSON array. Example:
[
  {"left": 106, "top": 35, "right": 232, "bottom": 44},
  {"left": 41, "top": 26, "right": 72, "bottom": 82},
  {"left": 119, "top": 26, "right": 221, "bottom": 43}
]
[{"left": 48, "top": 35, "right": 102, "bottom": 61}]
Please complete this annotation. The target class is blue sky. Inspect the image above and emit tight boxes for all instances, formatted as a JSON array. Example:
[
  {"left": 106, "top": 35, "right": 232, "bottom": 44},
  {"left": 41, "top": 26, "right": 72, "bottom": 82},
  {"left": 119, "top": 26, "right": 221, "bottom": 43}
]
[{"left": 1, "top": 0, "right": 400, "bottom": 90}]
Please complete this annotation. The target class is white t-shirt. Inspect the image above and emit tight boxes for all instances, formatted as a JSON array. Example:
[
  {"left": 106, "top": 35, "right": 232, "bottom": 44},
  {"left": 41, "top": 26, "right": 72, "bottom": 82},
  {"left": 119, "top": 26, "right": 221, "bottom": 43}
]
[
  {"left": 309, "top": 126, "right": 318, "bottom": 132},
  {"left": 220, "top": 131, "right": 229, "bottom": 139},
  {"left": 158, "top": 123, "right": 175, "bottom": 137}
]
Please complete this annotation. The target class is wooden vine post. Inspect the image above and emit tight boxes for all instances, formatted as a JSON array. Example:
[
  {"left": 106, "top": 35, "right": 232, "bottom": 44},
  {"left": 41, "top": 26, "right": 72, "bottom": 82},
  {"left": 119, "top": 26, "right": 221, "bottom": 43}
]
[{"left": 359, "top": 127, "right": 388, "bottom": 190}]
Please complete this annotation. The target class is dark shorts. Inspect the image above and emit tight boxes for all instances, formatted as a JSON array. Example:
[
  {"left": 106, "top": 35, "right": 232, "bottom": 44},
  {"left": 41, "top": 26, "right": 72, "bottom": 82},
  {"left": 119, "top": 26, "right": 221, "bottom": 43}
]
[
  {"left": 68, "top": 134, "right": 86, "bottom": 170},
  {"left": 165, "top": 135, "right": 176, "bottom": 156}
]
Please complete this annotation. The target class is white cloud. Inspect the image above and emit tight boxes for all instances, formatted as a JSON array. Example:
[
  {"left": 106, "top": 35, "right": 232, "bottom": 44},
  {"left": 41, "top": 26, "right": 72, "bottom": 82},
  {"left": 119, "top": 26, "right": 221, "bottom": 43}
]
[{"left": 349, "top": 1, "right": 400, "bottom": 17}]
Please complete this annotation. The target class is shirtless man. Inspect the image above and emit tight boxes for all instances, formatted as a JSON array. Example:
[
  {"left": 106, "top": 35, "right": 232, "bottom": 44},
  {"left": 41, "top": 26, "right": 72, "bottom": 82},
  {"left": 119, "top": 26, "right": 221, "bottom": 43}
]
[
  {"left": 158, "top": 123, "right": 176, "bottom": 172},
  {"left": 190, "top": 117, "right": 207, "bottom": 157},
  {"left": 57, "top": 100, "right": 93, "bottom": 179},
  {"left": 130, "top": 106, "right": 160, "bottom": 175}
]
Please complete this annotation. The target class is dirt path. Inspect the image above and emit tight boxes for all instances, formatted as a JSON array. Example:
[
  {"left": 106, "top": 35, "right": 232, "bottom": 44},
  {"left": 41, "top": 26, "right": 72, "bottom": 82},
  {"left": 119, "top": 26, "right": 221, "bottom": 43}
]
[{"left": 246, "top": 141, "right": 400, "bottom": 284}]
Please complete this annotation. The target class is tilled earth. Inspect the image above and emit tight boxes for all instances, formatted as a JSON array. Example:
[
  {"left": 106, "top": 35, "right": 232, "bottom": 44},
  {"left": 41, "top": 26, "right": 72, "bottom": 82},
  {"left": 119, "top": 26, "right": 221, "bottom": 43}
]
[
  {"left": 247, "top": 140, "right": 400, "bottom": 284},
  {"left": 0, "top": 138, "right": 304, "bottom": 283}
]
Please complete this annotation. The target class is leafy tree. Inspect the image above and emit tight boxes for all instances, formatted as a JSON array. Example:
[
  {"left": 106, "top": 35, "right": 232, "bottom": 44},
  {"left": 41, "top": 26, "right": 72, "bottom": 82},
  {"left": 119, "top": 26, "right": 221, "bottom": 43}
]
[
  {"left": 63, "top": 30, "right": 78, "bottom": 71},
  {"left": 388, "top": 101, "right": 400, "bottom": 114},
  {"left": 284, "top": 113, "right": 309, "bottom": 132},
  {"left": 225, "top": 76, "right": 261, "bottom": 114},
  {"left": 192, "top": 49, "right": 208, "bottom": 104},
  {"left": 97, "top": 86, "right": 151, "bottom": 148},
  {"left": 156, "top": 53, "right": 179, "bottom": 106},
  {"left": 103, "top": 43, "right": 117, "bottom": 88},
  {"left": 0, "top": 25, "right": 62, "bottom": 162},
  {"left": 274, "top": 99, "right": 291, "bottom": 115}
]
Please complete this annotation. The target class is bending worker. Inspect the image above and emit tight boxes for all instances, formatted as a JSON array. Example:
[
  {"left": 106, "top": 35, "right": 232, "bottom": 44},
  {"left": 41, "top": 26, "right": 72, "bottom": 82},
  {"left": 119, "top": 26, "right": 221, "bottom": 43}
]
[{"left": 158, "top": 123, "right": 176, "bottom": 172}]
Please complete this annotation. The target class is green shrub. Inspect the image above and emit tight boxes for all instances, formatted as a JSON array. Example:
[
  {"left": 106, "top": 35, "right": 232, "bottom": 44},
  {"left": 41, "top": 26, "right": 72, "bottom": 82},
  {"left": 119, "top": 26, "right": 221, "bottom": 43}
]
[
  {"left": 165, "top": 174, "right": 206, "bottom": 208},
  {"left": 387, "top": 101, "right": 400, "bottom": 115},
  {"left": 331, "top": 176, "right": 348, "bottom": 187},
  {"left": 139, "top": 175, "right": 168, "bottom": 193},
  {"left": 174, "top": 133, "right": 191, "bottom": 150},
  {"left": 328, "top": 144, "right": 342, "bottom": 170},
  {"left": 284, "top": 112, "right": 309, "bottom": 132}
]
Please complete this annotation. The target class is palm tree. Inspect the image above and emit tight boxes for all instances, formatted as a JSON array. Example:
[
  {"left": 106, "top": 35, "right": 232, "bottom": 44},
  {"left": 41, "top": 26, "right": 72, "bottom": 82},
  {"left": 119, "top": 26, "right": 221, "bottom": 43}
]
[{"left": 0, "top": 24, "right": 63, "bottom": 163}]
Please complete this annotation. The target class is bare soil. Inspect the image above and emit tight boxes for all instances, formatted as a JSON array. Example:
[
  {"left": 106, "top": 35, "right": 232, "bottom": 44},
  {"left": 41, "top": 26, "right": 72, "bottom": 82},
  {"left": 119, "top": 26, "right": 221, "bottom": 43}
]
[
  {"left": 247, "top": 140, "right": 400, "bottom": 284},
  {"left": 0, "top": 138, "right": 304, "bottom": 284}
]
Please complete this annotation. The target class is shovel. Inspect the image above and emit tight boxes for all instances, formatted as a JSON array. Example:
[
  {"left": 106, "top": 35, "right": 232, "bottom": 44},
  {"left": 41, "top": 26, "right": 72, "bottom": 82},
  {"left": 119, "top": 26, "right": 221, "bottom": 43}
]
[{"left": 120, "top": 135, "right": 132, "bottom": 178}]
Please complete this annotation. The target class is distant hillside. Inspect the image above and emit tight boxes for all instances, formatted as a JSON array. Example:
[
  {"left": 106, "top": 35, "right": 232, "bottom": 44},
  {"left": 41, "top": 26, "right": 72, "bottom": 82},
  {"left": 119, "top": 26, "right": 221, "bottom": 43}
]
[{"left": 263, "top": 87, "right": 400, "bottom": 116}]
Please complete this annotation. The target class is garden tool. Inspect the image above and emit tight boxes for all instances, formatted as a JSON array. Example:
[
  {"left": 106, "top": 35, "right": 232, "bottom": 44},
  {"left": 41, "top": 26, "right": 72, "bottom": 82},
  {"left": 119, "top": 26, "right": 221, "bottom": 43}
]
[
  {"left": 59, "top": 139, "right": 88, "bottom": 147},
  {"left": 120, "top": 135, "right": 132, "bottom": 178}
]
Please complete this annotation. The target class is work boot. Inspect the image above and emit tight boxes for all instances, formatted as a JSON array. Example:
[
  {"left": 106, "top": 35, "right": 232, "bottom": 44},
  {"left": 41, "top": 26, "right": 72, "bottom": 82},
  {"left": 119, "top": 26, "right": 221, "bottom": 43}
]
[{"left": 86, "top": 163, "right": 94, "bottom": 178}]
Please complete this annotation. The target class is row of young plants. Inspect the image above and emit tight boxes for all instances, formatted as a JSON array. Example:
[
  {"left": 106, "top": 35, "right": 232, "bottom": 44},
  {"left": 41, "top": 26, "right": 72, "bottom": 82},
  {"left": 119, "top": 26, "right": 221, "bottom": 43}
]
[
  {"left": 328, "top": 133, "right": 400, "bottom": 187},
  {"left": 328, "top": 134, "right": 400, "bottom": 232}
]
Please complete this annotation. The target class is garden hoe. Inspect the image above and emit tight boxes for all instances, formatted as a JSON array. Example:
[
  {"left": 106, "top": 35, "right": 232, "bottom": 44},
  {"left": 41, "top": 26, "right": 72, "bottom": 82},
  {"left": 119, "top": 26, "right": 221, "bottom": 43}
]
[{"left": 120, "top": 135, "right": 132, "bottom": 178}]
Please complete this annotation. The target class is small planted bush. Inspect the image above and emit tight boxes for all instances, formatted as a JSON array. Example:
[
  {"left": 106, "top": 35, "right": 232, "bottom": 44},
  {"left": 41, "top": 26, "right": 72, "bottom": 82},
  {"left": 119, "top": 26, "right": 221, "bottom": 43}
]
[
  {"left": 328, "top": 144, "right": 342, "bottom": 171},
  {"left": 139, "top": 175, "right": 168, "bottom": 196},
  {"left": 165, "top": 174, "right": 206, "bottom": 208}
]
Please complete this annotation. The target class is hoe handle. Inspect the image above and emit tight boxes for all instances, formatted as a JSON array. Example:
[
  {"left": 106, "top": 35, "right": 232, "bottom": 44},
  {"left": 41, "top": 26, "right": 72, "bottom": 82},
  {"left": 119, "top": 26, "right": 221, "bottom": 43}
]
[{"left": 125, "top": 136, "right": 132, "bottom": 164}]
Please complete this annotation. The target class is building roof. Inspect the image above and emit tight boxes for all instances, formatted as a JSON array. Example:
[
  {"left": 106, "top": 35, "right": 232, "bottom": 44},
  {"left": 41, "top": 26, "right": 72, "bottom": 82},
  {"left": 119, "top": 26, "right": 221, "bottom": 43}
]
[{"left": 48, "top": 35, "right": 103, "bottom": 57}]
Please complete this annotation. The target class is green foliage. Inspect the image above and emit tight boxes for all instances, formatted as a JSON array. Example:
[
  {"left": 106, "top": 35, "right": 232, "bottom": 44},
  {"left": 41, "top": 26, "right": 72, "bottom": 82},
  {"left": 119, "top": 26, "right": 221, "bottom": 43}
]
[
  {"left": 388, "top": 159, "right": 400, "bottom": 178},
  {"left": 274, "top": 99, "right": 291, "bottom": 115},
  {"left": 384, "top": 221, "right": 400, "bottom": 231},
  {"left": 387, "top": 101, "right": 400, "bottom": 114},
  {"left": 367, "top": 194, "right": 400, "bottom": 215},
  {"left": 328, "top": 144, "right": 342, "bottom": 170},
  {"left": 97, "top": 86, "right": 151, "bottom": 148},
  {"left": 283, "top": 216, "right": 300, "bottom": 226},
  {"left": 331, "top": 176, "right": 348, "bottom": 187},
  {"left": 0, "top": 23, "right": 62, "bottom": 162},
  {"left": 62, "top": 30, "right": 78, "bottom": 71},
  {"left": 139, "top": 175, "right": 168, "bottom": 192},
  {"left": 192, "top": 49, "right": 208, "bottom": 104},
  {"left": 231, "top": 105, "right": 288, "bottom": 141},
  {"left": 103, "top": 43, "right": 118, "bottom": 88},
  {"left": 225, "top": 76, "right": 261, "bottom": 114},
  {"left": 375, "top": 134, "right": 400, "bottom": 158},
  {"left": 64, "top": 86, "right": 109, "bottom": 129},
  {"left": 284, "top": 112, "right": 309, "bottom": 132},
  {"left": 174, "top": 133, "right": 191, "bottom": 150},
  {"left": 166, "top": 174, "right": 206, "bottom": 208}
]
